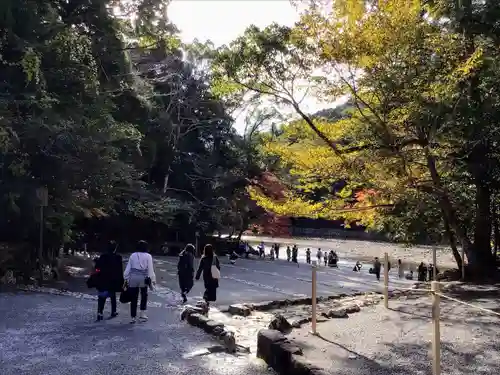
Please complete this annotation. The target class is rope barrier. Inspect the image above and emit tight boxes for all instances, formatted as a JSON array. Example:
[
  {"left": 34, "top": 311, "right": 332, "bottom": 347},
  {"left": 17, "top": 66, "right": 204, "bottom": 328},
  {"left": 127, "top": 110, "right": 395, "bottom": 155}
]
[{"left": 434, "top": 292, "right": 500, "bottom": 318}]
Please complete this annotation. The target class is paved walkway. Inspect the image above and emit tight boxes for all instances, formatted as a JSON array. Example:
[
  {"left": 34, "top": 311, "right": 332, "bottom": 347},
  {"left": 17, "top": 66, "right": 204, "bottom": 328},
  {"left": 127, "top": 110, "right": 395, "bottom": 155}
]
[{"left": 153, "top": 255, "right": 417, "bottom": 306}]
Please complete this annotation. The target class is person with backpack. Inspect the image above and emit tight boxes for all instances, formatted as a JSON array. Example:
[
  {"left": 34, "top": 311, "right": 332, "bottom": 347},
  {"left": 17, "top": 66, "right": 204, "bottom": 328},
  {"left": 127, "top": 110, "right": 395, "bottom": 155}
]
[
  {"left": 94, "top": 241, "right": 123, "bottom": 322},
  {"left": 178, "top": 244, "right": 195, "bottom": 304},
  {"left": 195, "top": 244, "right": 220, "bottom": 309},
  {"left": 123, "top": 240, "right": 156, "bottom": 323}
]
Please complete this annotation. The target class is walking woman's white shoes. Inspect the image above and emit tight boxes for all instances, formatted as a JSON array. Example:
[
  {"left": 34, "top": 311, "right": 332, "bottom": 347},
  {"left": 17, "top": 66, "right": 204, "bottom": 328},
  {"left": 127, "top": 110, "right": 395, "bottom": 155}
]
[{"left": 139, "top": 311, "right": 148, "bottom": 321}]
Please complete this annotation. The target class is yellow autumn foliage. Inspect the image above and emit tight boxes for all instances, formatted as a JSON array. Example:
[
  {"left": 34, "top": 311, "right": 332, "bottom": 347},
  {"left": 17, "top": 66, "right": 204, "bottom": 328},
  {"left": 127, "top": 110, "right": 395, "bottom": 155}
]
[{"left": 232, "top": 0, "right": 486, "bottom": 230}]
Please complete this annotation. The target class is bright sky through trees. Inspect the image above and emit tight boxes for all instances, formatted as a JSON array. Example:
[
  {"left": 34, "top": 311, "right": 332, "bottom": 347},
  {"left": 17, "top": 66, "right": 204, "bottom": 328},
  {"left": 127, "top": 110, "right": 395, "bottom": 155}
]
[{"left": 168, "top": 0, "right": 336, "bottom": 133}]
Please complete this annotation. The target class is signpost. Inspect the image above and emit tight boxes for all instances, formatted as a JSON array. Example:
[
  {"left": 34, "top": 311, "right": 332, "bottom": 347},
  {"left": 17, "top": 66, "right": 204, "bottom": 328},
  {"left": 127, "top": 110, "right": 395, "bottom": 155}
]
[{"left": 36, "top": 187, "right": 48, "bottom": 286}]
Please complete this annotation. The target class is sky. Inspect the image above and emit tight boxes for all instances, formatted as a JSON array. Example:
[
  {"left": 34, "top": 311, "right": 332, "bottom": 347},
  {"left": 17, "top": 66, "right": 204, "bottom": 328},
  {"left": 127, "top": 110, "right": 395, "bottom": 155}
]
[
  {"left": 168, "top": 0, "right": 299, "bottom": 48},
  {"left": 168, "top": 0, "right": 333, "bottom": 134}
]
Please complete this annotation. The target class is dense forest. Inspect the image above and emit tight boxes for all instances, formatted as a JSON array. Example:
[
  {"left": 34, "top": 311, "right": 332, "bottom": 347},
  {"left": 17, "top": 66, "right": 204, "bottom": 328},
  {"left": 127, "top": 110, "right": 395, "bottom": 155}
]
[
  {"left": 0, "top": 0, "right": 264, "bottom": 279},
  {"left": 1, "top": 0, "right": 500, "bottom": 281}
]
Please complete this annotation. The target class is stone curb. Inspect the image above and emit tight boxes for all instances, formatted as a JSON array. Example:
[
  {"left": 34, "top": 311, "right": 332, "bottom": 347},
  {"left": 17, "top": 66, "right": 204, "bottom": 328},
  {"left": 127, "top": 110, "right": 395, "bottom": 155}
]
[
  {"left": 257, "top": 329, "right": 327, "bottom": 375},
  {"left": 229, "top": 288, "right": 424, "bottom": 329},
  {"left": 182, "top": 307, "right": 237, "bottom": 353},
  {"left": 225, "top": 292, "right": 369, "bottom": 316}
]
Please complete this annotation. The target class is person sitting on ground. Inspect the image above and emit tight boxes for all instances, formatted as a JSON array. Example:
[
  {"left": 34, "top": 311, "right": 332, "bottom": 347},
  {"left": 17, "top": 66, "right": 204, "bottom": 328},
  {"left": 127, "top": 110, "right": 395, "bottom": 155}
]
[
  {"left": 229, "top": 250, "right": 238, "bottom": 264},
  {"left": 405, "top": 270, "right": 414, "bottom": 280},
  {"left": 328, "top": 251, "right": 338, "bottom": 267},
  {"left": 353, "top": 260, "right": 362, "bottom": 272}
]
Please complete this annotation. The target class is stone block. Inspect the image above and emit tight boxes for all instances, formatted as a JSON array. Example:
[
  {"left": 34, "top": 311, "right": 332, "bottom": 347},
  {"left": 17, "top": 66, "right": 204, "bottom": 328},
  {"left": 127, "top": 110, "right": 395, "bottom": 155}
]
[
  {"left": 327, "top": 308, "right": 348, "bottom": 318},
  {"left": 228, "top": 304, "right": 252, "bottom": 316},
  {"left": 187, "top": 313, "right": 209, "bottom": 328},
  {"left": 257, "top": 329, "right": 287, "bottom": 361},
  {"left": 344, "top": 304, "right": 361, "bottom": 314},
  {"left": 203, "top": 319, "right": 225, "bottom": 334},
  {"left": 268, "top": 313, "right": 293, "bottom": 334}
]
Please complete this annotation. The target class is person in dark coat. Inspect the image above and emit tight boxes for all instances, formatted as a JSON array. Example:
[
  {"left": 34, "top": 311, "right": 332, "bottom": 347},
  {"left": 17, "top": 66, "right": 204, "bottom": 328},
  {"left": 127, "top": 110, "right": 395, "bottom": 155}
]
[
  {"left": 417, "top": 262, "right": 427, "bottom": 282},
  {"left": 373, "top": 257, "right": 381, "bottom": 281},
  {"left": 195, "top": 244, "right": 220, "bottom": 308},
  {"left": 178, "top": 244, "right": 195, "bottom": 303},
  {"left": 95, "top": 241, "right": 123, "bottom": 321}
]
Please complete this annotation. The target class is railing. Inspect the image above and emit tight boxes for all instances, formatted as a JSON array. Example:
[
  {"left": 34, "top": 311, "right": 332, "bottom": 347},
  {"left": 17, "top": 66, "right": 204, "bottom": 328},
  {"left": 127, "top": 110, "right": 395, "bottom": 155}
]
[{"left": 308, "top": 252, "right": 500, "bottom": 375}]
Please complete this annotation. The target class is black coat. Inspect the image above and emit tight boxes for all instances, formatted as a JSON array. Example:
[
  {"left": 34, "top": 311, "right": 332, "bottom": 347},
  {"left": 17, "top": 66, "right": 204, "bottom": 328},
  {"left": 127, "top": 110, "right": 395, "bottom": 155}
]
[
  {"left": 195, "top": 255, "right": 220, "bottom": 289},
  {"left": 178, "top": 251, "right": 195, "bottom": 292},
  {"left": 95, "top": 253, "right": 124, "bottom": 293},
  {"left": 195, "top": 255, "right": 220, "bottom": 302}
]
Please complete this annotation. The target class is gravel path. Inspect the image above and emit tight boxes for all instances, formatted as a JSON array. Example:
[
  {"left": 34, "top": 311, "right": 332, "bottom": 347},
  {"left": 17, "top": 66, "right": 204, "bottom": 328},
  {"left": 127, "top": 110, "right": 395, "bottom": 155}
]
[
  {"left": 288, "top": 291, "right": 500, "bottom": 375},
  {"left": 0, "top": 292, "right": 274, "bottom": 375},
  {"left": 241, "top": 235, "right": 458, "bottom": 269}
]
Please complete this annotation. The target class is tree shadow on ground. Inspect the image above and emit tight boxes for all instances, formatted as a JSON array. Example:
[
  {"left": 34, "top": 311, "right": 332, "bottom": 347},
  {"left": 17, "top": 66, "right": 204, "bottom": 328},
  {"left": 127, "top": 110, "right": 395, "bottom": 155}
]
[
  {"left": 443, "top": 285, "right": 500, "bottom": 305},
  {"left": 388, "top": 301, "right": 500, "bottom": 336},
  {"left": 383, "top": 341, "right": 500, "bottom": 375},
  {"left": 309, "top": 334, "right": 499, "bottom": 375}
]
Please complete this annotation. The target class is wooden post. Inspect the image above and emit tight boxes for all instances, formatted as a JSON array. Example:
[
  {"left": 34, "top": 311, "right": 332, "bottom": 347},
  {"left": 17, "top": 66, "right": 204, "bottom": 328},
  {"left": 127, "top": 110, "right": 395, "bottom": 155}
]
[
  {"left": 432, "top": 247, "right": 437, "bottom": 281},
  {"left": 36, "top": 187, "right": 48, "bottom": 286},
  {"left": 383, "top": 252, "right": 389, "bottom": 308},
  {"left": 310, "top": 260, "right": 318, "bottom": 335},
  {"left": 461, "top": 247, "right": 465, "bottom": 281},
  {"left": 431, "top": 281, "right": 441, "bottom": 375}
]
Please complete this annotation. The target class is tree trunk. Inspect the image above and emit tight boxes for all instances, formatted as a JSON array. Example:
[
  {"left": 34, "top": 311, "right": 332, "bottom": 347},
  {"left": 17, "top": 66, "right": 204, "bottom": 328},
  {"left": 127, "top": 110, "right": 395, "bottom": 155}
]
[
  {"left": 471, "top": 181, "right": 495, "bottom": 270},
  {"left": 237, "top": 228, "right": 245, "bottom": 241},
  {"left": 424, "top": 148, "right": 475, "bottom": 265},
  {"left": 442, "top": 209, "right": 463, "bottom": 269}
]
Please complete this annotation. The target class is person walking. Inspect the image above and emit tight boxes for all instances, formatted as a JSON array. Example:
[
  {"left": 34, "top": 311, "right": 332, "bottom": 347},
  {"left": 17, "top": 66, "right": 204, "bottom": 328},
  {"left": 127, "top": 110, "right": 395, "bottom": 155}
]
[
  {"left": 195, "top": 244, "right": 220, "bottom": 309},
  {"left": 316, "top": 248, "right": 323, "bottom": 265},
  {"left": 291, "top": 245, "right": 298, "bottom": 265},
  {"left": 123, "top": 240, "right": 156, "bottom": 323},
  {"left": 178, "top": 244, "right": 195, "bottom": 303},
  {"left": 373, "top": 257, "right": 381, "bottom": 281},
  {"left": 397, "top": 259, "right": 404, "bottom": 279},
  {"left": 95, "top": 241, "right": 123, "bottom": 322}
]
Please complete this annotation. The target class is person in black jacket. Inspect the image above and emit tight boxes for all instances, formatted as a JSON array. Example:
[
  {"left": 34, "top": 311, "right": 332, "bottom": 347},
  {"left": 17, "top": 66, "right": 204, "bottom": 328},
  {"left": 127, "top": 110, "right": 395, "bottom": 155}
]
[
  {"left": 178, "top": 244, "right": 195, "bottom": 303},
  {"left": 195, "top": 244, "right": 220, "bottom": 308},
  {"left": 95, "top": 241, "right": 123, "bottom": 321}
]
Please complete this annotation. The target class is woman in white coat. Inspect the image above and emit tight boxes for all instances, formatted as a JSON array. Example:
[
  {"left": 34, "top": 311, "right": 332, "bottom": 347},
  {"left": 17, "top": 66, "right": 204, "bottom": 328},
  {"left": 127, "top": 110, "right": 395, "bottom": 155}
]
[{"left": 123, "top": 240, "right": 156, "bottom": 323}]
